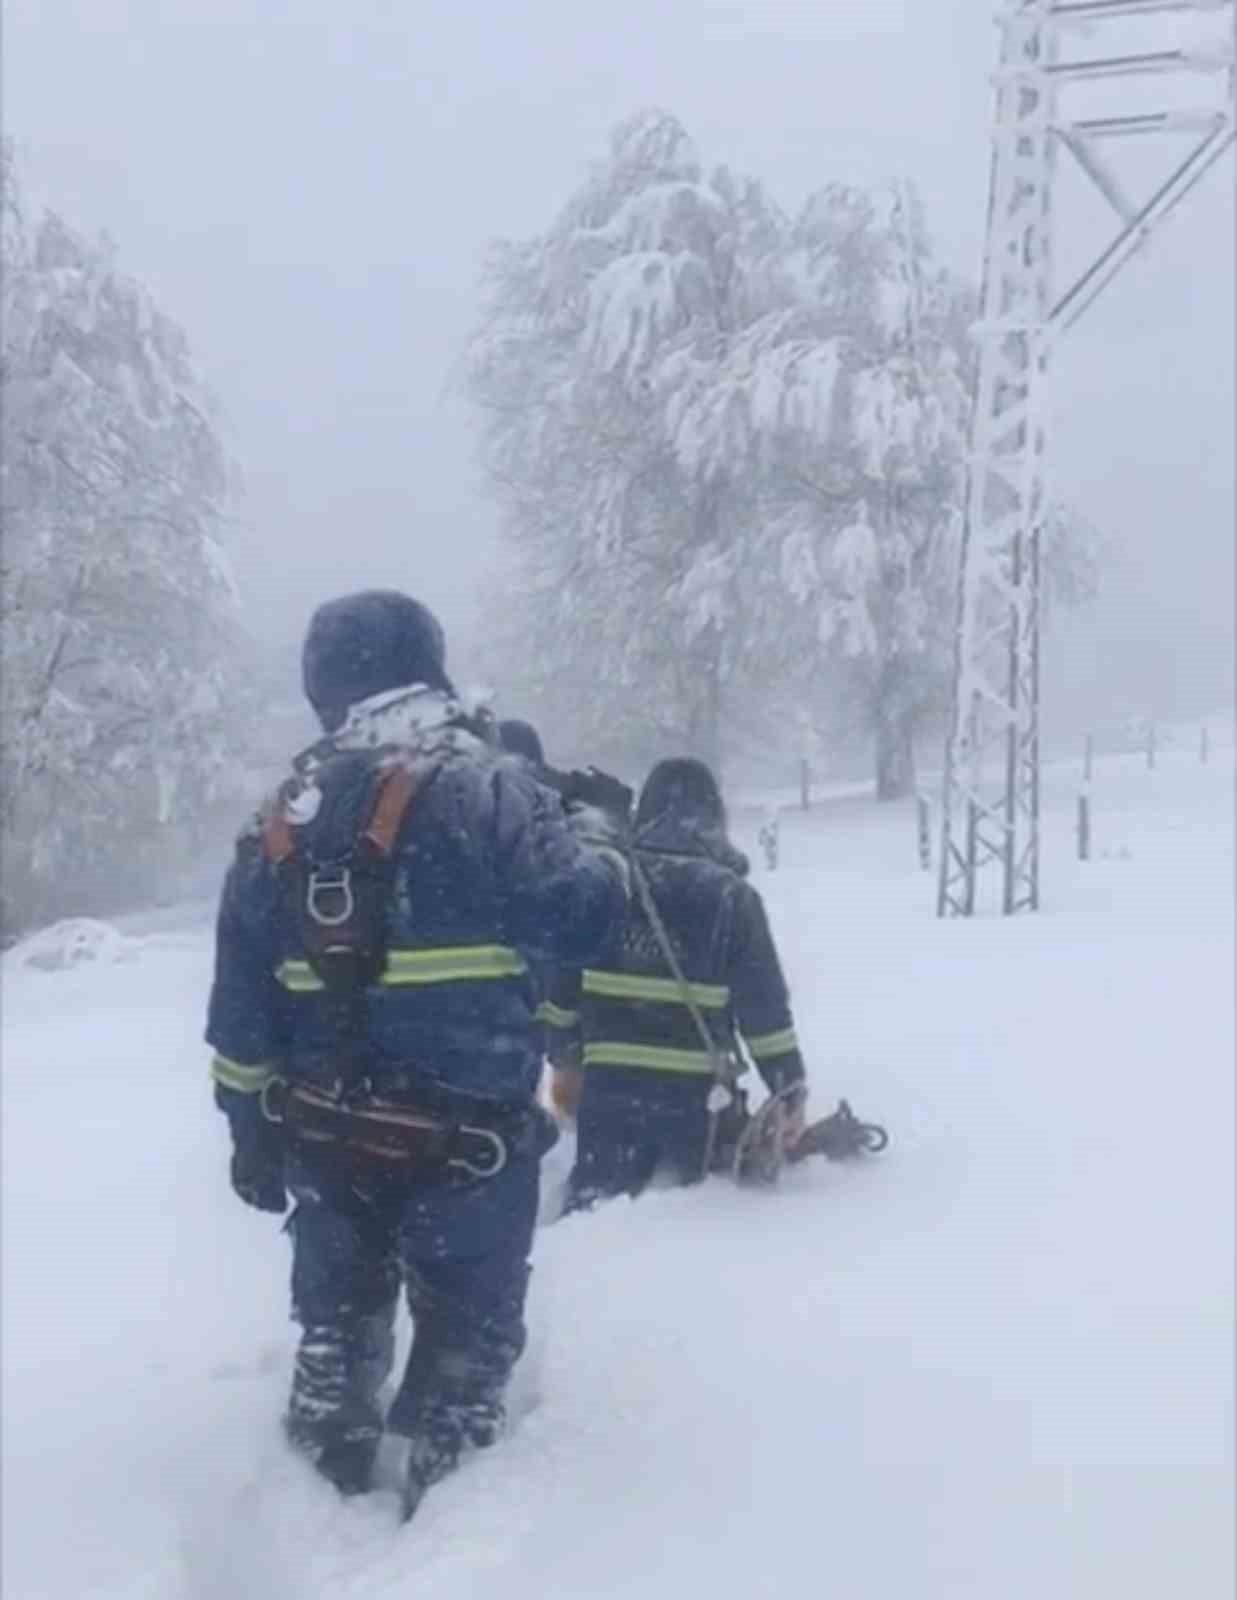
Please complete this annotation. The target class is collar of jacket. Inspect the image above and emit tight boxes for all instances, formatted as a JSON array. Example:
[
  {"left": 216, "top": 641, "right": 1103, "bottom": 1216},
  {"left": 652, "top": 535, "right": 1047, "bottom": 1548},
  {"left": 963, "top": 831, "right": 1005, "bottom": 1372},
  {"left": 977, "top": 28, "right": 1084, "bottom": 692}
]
[
  {"left": 634, "top": 816, "right": 750, "bottom": 878},
  {"left": 292, "top": 684, "right": 486, "bottom": 780}
]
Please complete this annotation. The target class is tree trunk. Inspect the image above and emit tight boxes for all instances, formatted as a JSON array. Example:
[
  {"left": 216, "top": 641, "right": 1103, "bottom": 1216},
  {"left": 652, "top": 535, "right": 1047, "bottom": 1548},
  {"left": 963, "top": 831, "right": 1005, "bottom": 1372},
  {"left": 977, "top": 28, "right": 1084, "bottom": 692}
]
[
  {"left": 874, "top": 657, "right": 916, "bottom": 801},
  {"left": 686, "top": 631, "right": 723, "bottom": 776},
  {"left": 684, "top": 484, "right": 726, "bottom": 777}
]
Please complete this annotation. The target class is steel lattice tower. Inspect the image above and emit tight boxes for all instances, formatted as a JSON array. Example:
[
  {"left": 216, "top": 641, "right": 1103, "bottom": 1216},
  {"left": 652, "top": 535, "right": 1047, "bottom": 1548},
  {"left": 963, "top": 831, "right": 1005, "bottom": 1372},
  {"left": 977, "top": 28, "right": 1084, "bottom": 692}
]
[{"left": 937, "top": 0, "right": 1234, "bottom": 917}]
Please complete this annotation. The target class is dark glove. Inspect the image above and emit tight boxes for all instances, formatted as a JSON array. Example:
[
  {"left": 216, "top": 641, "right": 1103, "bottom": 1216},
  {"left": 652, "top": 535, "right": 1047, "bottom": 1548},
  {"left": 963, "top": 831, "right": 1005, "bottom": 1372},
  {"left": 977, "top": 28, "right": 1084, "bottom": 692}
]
[
  {"left": 567, "top": 804, "right": 631, "bottom": 900},
  {"left": 568, "top": 768, "right": 635, "bottom": 831},
  {"left": 545, "top": 765, "right": 634, "bottom": 833},
  {"left": 229, "top": 1132, "right": 287, "bottom": 1213}
]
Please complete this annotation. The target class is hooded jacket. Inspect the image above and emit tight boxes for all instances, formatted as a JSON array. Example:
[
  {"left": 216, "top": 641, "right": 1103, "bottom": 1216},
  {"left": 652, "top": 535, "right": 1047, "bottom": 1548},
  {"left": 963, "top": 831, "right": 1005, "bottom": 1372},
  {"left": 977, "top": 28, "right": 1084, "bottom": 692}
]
[
  {"left": 206, "top": 685, "right": 626, "bottom": 1124},
  {"left": 545, "top": 812, "right": 805, "bottom": 1096}
]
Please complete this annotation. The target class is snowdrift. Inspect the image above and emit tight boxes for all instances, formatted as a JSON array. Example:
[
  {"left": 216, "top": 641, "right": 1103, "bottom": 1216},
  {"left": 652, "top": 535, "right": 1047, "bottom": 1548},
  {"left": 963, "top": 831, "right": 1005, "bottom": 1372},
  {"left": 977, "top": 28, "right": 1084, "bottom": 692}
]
[{"left": 2, "top": 746, "right": 1232, "bottom": 1598}]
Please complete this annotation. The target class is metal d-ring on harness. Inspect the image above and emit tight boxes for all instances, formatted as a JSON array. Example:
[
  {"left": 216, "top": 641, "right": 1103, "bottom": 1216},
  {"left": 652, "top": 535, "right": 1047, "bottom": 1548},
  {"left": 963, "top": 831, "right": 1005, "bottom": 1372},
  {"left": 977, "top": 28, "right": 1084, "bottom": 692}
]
[
  {"left": 304, "top": 866, "right": 355, "bottom": 928},
  {"left": 626, "top": 850, "right": 749, "bottom": 1180}
]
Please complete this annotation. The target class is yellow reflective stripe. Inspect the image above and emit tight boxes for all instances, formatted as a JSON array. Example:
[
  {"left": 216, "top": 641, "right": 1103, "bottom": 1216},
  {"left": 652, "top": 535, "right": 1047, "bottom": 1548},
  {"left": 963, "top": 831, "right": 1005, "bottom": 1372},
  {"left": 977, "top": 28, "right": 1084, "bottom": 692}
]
[
  {"left": 581, "top": 969, "right": 730, "bottom": 1009},
  {"left": 276, "top": 961, "right": 323, "bottom": 992},
  {"left": 276, "top": 945, "right": 528, "bottom": 992},
  {"left": 746, "top": 1026, "right": 799, "bottom": 1061},
  {"left": 385, "top": 946, "right": 527, "bottom": 984},
  {"left": 582, "top": 1041, "right": 715, "bottom": 1075},
  {"left": 210, "top": 1054, "right": 277, "bottom": 1093},
  {"left": 537, "top": 1001, "right": 581, "bottom": 1029}
]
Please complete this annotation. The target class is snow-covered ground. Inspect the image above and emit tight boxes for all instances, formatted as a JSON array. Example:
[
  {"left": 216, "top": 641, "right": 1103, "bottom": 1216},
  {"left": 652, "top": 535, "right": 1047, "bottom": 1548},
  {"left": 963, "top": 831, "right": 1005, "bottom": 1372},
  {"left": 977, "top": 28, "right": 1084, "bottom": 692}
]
[{"left": 3, "top": 742, "right": 1232, "bottom": 1599}]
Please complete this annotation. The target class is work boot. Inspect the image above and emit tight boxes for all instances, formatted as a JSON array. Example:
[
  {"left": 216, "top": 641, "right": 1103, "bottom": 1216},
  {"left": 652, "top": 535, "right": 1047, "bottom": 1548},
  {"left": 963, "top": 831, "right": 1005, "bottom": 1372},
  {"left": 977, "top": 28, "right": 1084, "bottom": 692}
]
[
  {"left": 316, "top": 1432, "right": 379, "bottom": 1496},
  {"left": 284, "top": 1416, "right": 378, "bottom": 1497},
  {"left": 399, "top": 1432, "right": 460, "bottom": 1523}
]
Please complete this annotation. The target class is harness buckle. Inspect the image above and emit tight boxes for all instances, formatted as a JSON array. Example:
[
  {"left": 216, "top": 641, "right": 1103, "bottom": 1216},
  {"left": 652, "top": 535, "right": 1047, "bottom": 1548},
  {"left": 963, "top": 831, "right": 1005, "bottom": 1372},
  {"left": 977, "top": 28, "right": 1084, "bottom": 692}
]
[{"left": 306, "top": 866, "right": 355, "bottom": 927}]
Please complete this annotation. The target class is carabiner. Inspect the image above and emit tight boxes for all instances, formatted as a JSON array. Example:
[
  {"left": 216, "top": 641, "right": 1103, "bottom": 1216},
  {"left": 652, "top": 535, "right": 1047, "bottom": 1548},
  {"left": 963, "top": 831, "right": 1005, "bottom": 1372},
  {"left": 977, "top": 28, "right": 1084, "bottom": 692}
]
[
  {"left": 259, "top": 1075, "right": 288, "bottom": 1124},
  {"left": 448, "top": 1126, "right": 508, "bottom": 1181}
]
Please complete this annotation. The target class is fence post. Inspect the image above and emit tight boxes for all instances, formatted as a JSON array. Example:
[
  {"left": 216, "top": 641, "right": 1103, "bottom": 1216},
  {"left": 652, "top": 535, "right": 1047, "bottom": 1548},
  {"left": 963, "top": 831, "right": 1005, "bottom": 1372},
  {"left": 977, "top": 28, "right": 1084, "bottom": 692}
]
[
  {"left": 1077, "top": 790, "right": 1091, "bottom": 861},
  {"left": 916, "top": 792, "right": 932, "bottom": 871},
  {"left": 1201, "top": 725, "right": 1210, "bottom": 765},
  {"left": 799, "top": 758, "right": 810, "bottom": 811},
  {"left": 1147, "top": 722, "right": 1157, "bottom": 770},
  {"left": 1083, "top": 732, "right": 1094, "bottom": 784}
]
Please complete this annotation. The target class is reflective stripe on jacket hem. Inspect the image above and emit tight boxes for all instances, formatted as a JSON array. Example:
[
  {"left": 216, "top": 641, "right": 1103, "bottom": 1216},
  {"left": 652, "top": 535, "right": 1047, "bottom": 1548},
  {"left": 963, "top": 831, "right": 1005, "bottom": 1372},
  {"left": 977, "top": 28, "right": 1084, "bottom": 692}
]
[
  {"left": 581, "top": 969, "right": 730, "bottom": 1009},
  {"left": 275, "top": 944, "right": 528, "bottom": 992},
  {"left": 582, "top": 1041, "right": 715, "bottom": 1075},
  {"left": 211, "top": 1054, "right": 277, "bottom": 1093}
]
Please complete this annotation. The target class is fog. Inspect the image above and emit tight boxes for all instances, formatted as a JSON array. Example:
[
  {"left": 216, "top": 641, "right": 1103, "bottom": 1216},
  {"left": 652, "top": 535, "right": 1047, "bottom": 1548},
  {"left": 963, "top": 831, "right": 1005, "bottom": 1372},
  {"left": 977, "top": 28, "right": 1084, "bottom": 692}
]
[{"left": 5, "top": 0, "right": 1233, "bottom": 724}]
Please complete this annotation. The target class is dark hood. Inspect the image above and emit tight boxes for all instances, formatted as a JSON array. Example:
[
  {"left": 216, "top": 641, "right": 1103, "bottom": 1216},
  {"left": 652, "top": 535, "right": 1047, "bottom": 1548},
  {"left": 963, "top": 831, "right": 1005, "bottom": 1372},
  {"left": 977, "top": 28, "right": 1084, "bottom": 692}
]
[{"left": 634, "top": 814, "right": 750, "bottom": 878}]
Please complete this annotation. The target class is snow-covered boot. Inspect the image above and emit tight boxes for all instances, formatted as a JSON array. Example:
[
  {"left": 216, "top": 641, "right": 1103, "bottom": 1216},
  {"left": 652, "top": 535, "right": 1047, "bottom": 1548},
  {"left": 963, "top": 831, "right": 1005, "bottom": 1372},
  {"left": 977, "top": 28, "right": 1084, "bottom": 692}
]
[
  {"left": 284, "top": 1416, "right": 379, "bottom": 1497},
  {"left": 316, "top": 1432, "right": 379, "bottom": 1497},
  {"left": 398, "top": 1433, "right": 461, "bottom": 1523}
]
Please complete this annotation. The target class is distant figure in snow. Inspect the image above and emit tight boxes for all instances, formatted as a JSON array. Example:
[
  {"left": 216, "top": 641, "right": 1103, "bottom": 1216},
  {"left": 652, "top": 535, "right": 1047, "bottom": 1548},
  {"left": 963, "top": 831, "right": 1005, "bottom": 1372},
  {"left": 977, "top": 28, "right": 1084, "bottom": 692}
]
[
  {"left": 758, "top": 808, "right": 780, "bottom": 871},
  {"left": 205, "top": 590, "right": 628, "bottom": 1515},
  {"left": 545, "top": 757, "right": 808, "bottom": 1206}
]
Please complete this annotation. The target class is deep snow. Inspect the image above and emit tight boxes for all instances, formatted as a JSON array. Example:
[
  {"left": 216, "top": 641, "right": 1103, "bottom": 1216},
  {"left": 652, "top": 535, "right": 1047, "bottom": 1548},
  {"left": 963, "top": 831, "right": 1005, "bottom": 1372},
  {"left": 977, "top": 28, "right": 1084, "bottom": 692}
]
[{"left": 2, "top": 742, "right": 1232, "bottom": 1599}]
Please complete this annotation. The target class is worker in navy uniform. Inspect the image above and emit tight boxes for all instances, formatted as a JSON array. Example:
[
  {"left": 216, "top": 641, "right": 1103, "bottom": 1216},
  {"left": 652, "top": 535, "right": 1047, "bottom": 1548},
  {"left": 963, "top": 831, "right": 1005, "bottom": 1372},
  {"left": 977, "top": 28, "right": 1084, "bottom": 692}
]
[
  {"left": 206, "top": 590, "right": 627, "bottom": 1513},
  {"left": 545, "top": 758, "right": 807, "bottom": 1205}
]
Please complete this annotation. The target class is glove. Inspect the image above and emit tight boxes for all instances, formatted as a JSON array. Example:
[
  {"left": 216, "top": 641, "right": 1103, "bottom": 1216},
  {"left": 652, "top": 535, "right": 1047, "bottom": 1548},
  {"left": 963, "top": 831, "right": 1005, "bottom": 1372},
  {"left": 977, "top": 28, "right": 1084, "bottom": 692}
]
[
  {"left": 568, "top": 804, "right": 631, "bottom": 898},
  {"left": 231, "top": 1147, "right": 286, "bottom": 1212},
  {"left": 559, "top": 767, "right": 634, "bottom": 830},
  {"left": 229, "top": 1131, "right": 287, "bottom": 1214},
  {"left": 549, "top": 1065, "right": 584, "bottom": 1122},
  {"left": 779, "top": 1084, "right": 808, "bottom": 1152}
]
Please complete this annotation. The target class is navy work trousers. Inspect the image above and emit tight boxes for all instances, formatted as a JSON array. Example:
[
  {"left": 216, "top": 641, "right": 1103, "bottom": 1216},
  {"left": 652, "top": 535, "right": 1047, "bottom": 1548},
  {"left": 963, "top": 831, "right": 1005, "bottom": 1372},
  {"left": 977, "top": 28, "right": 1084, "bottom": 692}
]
[
  {"left": 567, "top": 1071, "right": 712, "bottom": 1209},
  {"left": 284, "top": 1146, "right": 538, "bottom": 1483}
]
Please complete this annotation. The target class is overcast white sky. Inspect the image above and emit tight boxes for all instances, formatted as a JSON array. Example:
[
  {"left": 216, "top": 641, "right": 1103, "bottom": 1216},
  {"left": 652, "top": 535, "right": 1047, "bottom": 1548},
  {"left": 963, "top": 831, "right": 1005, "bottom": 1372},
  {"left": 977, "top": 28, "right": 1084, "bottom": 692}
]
[{"left": 4, "top": 0, "right": 1233, "bottom": 723}]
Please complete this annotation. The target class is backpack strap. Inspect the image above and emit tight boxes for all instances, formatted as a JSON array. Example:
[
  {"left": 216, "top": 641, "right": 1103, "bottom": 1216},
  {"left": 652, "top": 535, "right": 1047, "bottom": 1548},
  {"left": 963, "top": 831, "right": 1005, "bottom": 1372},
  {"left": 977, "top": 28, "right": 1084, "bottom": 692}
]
[
  {"left": 262, "top": 806, "right": 297, "bottom": 866},
  {"left": 364, "top": 764, "right": 419, "bottom": 856},
  {"left": 260, "top": 763, "right": 421, "bottom": 868}
]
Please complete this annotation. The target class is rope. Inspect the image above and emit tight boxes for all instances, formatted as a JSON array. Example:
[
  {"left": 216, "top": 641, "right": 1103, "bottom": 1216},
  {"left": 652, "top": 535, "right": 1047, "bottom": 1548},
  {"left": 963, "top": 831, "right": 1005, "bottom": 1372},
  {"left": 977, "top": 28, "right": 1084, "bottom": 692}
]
[{"left": 626, "top": 850, "right": 737, "bottom": 1178}]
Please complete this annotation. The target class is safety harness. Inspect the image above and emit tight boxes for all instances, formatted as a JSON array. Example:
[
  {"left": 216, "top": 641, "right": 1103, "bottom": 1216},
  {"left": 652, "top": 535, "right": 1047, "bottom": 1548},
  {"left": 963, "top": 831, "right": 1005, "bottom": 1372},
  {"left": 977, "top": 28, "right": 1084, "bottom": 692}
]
[{"left": 257, "top": 759, "right": 512, "bottom": 1181}]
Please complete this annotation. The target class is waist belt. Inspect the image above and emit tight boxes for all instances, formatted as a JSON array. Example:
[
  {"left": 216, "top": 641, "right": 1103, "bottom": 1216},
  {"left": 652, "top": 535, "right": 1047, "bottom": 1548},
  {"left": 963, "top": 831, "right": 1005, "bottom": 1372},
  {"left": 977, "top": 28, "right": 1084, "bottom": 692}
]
[{"left": 261, "top": 1079, "right": 509, "bottom": 1180}]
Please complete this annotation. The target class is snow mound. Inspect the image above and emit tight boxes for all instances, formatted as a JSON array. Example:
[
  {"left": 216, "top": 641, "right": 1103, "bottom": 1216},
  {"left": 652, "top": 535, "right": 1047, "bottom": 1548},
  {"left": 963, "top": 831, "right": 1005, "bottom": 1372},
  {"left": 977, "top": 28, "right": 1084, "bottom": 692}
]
[{"left": 5, "top": 916, "right": 141, "bottom": 973}]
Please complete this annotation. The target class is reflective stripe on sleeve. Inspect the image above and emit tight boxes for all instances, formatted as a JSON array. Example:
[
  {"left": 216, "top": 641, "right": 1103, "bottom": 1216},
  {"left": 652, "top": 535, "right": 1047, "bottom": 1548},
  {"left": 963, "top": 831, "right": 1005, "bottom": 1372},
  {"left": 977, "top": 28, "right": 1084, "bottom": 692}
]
[
  {"left": 745, "top": 1026, "right": 799, "bottom": 1061},
  {"left": 536, "top": 1000, "right": 582, "bottom": 1029},
  {"left": 210, "top": 1054, "right": 277, "bottom": 1093},
  {"left": 581, "top": 969, "right": 730, "bottom": 1009},
  {"left": 582, "top": 1041, "right": 715, "bottom": 1075}
]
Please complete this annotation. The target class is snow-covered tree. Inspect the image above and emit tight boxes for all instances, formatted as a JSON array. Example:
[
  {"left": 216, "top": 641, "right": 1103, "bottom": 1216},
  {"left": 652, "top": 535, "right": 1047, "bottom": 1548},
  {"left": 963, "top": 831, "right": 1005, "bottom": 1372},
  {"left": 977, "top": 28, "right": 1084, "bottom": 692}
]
[
  {"left": 755, "top": 184, "right": 970, "bottom": 796},
  {"left": 469, "top": 117, "right": 1099, "bottom": 796},
  {"left": 1, "top": 146, "right": 244, "bottom": 932},
  {"left": 472, "top": 111, "right": 799, "bottom": 771}
]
